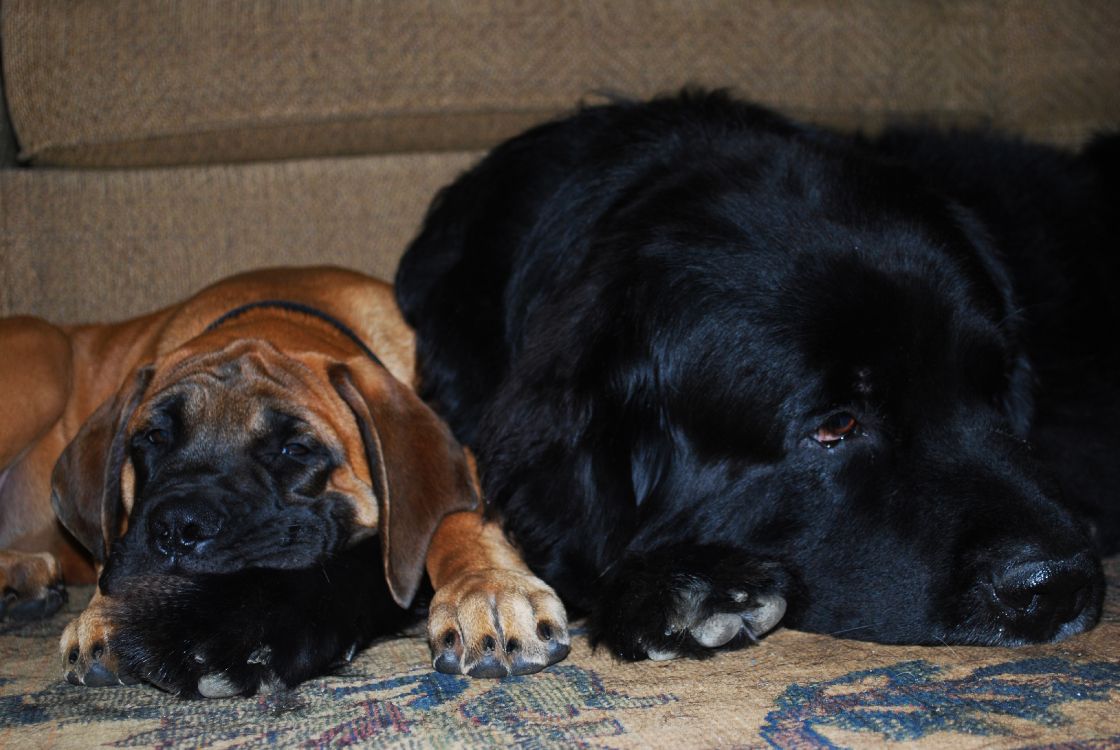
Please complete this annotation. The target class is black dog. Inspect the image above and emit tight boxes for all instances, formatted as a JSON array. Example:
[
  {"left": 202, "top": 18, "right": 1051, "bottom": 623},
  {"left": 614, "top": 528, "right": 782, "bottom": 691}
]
[{"left": 396, "top": 91, "right": 1118, "bottom": 659}]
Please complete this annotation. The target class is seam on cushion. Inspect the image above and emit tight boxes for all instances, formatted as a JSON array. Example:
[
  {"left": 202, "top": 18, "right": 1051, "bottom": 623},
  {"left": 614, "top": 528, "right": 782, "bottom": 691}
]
[{"left": 16, "top": 104, "right": 570, "bottom": 164}]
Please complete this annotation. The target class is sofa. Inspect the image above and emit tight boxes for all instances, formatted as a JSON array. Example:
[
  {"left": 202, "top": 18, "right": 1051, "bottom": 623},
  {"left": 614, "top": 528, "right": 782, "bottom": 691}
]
[{"left": 2, "top": 2, "right": 1118, "bottom": 747}]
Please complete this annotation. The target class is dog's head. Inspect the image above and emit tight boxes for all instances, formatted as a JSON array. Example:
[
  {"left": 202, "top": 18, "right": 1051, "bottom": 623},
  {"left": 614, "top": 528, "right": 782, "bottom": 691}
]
[
  {"left": 51, "top": 318, "right": 477, "bottom": 609},
  {"left": 533, "top": 136, "right": 1104, "bottom": 646}
]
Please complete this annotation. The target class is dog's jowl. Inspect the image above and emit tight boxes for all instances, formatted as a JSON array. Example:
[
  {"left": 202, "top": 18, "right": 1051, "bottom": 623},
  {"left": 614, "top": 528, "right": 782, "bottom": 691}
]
[
  {"left": 396, "top": 91, "right": 1118, "bottom": 659},
  {"left": 0, "top": 267, "right": 569, "bottom": 697}
]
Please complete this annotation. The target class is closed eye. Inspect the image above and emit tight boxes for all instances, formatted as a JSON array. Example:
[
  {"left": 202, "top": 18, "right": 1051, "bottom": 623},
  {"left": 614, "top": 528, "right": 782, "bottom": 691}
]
[
  {"left": 271, "top": 434, "right": 327, "bottom": 467},
  {"left": 262, "top": 409, "right": 326, "bottom": 465}
]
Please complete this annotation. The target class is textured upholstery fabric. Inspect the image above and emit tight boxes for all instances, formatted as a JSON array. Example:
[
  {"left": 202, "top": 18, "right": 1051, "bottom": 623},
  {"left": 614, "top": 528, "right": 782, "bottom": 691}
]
[
  {"left": 4, "top": 0, "right": 1120, "bottom": 167},
  {"left": 0, "top": 18, "right": 16, "bottom": 166},
  {"left": 2, "top": 559, "right": 1119, "bottom": 748},
  {"left": 0, "top": 152, "right": 477, "bottom": 322}
]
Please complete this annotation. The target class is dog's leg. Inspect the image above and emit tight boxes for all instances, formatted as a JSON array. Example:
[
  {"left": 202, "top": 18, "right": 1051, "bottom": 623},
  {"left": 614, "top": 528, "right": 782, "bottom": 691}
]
[
  {"left": 59, "top": 588, "right": 136, "bottom": 687},
  {"left": 589, "top": 543, "right": 788, "bottom": 661},
  {"left": 426, "top": 509, "right": 570, "bottom": 677}
]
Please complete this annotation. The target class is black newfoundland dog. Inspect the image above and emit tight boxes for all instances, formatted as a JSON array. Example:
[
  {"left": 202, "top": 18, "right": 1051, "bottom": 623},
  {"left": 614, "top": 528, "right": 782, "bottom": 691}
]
[{"left": 396, "top": 91, "right": 1119, "bottom": 660}]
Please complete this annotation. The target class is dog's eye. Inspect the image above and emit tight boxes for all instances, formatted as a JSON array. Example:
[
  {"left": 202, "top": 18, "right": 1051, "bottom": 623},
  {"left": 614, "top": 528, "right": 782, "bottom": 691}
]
[
  {"left": 813, "top": 412, "right": 859, "bottom": 447},
  {"left": 281, "top": 441, "right": 312, "bottom": 458},
  {"left": 145, "top": 428, "right": 170, "bottom": 446}
]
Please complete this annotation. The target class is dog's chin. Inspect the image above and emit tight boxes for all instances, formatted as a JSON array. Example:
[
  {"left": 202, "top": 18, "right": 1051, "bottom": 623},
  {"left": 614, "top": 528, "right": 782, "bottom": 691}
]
[
  {"left": 204, "top": 543, "right": 331, "bottom": 572},
  {"left": 101, "top": 539, "right": 338, "bottom": 595},
  {"left": 794, "top": 580, "right": 1103, "bottom": 648},
  {"left": 938, "top": 587, "right": 1105, "bottom": 647}
]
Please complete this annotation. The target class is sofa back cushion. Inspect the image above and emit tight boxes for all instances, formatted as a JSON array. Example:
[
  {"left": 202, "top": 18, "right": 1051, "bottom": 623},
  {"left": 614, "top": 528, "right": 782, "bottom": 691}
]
[
  {"left": 0, "top": 153, "right": 476, "bottom": 321},
  {"left": 5, "top": 0, "right": 1119, "bottom": 167}
]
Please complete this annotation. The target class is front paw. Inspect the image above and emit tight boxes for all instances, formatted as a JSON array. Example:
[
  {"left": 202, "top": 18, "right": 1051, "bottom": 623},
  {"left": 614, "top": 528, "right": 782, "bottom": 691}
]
[
  {"left": 105, "top": 555, "right": 399, "bottom": 699},
  {"left": 113, "top": 633, "right": 275, "bottom": 699},
  {"left": 105, "top": 575, "right": 274, "bottom": 699},
  {"left": 60, "top": 595, "right": 137, "bottom": 687},
  {"left": 592, "top": 545, "right": 788, "bottom": 661},
  {"left": 428, "top": 568, "right": 569, "bottom": 678}
]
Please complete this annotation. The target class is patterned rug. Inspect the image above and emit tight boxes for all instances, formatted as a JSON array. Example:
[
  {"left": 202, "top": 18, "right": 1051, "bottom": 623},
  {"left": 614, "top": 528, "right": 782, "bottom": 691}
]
[{"left": 2, "top": 558, "right": 1118, "bottom": 749}]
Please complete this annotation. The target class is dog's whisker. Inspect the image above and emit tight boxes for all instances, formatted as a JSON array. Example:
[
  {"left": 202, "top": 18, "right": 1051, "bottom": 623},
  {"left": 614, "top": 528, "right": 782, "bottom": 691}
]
[
  {"left": 935, "top": 636, "right": 964, "bottom": 661},
  {"left": 827, "top": 624, "right": 875, "bottom": 637}
]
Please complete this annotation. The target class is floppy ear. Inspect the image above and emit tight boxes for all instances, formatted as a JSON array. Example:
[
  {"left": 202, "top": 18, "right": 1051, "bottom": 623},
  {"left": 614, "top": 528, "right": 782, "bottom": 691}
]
[
  {"left": 330, "top": 363, "right": 479, "bottom": 607},
  {"left": 51, "top": 367, "right": 152, "bottom": 563}
]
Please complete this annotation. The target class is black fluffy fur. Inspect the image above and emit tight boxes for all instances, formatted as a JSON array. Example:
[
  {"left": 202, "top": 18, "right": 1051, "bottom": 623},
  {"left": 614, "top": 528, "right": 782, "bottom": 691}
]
[
  {"left": 396, "top": 91, "right": 1118, "bottom": 656},
  {"left": 108, "top": 537, "right": 417, "bottom": 698}
]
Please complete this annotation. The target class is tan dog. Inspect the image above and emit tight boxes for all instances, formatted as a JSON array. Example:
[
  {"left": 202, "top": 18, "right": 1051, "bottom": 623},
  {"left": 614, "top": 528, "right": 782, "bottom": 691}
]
[{"left": 0, "top": 267, "right": 568, "bottom": 697}]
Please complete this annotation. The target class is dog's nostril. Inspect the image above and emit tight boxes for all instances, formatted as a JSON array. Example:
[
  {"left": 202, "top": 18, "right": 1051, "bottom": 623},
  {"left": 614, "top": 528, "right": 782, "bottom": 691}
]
[
  {"left": 994, "top": 587, "right": 1036, "bottom": 612},
  {"left": 180, "top": 522, "right": 205, "bottom": 545}
]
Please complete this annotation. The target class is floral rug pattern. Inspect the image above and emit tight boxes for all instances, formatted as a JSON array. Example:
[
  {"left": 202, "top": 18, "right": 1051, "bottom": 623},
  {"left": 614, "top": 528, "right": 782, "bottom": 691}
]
[{"left": 2, "top": 558, "right": 1118, "bottom": 748}]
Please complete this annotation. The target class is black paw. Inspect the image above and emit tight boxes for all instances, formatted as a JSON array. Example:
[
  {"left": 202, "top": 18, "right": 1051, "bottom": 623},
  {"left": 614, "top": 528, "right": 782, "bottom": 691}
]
[
  {"left": 105, "top": 538, "right": 412, "bottom": 698},
  {"left": 106, "top": 576, "right": 274, "bottom": 698},
  {"left": 590, "top": 544, "right": 788, "bottom": 661}
]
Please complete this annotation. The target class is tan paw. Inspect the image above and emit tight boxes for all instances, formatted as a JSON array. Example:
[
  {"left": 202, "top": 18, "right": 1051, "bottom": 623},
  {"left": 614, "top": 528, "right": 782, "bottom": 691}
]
[
  {"left": 59, "top": 594, "right": 137, "bottom": 687},
  {"left": 428, "top": 568, "right": 569, "bottom": 678},
  {"left": 0, "top": 550, "right": 66, "bottom": 621}
]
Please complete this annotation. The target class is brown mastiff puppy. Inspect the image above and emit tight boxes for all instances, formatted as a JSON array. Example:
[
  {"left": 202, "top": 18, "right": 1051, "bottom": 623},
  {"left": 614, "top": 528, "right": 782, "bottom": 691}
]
[{"left": 0, "top": 267, "right": 568, "bottom": 697}]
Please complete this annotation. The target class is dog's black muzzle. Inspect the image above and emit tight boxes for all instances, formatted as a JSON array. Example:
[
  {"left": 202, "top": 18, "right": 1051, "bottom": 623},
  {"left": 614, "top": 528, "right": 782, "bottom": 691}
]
[
  {"left": 100, "top": 471, "right": 342, "bottom": 595},
  {"left": 970, "top": 545, "right": 1103, "bottom": 644},
  {"left": 145, "top": 490, "right": 227, "bottom": 560},
  {"left": 938, "top": 430, "right": 1105, "bottom": 644}
]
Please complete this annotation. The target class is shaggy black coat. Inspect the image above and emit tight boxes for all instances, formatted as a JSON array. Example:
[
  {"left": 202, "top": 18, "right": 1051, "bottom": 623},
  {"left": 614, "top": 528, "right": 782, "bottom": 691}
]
[{"left": 396, "top": 91, "right": 1119, "bottom": 658}]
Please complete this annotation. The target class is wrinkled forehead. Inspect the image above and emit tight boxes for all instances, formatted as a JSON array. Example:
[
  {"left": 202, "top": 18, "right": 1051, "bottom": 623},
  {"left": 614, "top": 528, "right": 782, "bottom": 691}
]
[{"left": 135, "top": 338, "right": 345, "bottom": 437}]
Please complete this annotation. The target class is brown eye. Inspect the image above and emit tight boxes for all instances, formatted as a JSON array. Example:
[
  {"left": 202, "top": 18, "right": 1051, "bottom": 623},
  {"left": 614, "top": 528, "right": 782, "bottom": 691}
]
[
  {"left": 813, "top": 412, "right": 859, "bottom": 447},
  {"left": 146, "top": 428, "right": 170, "bottom": 445}
]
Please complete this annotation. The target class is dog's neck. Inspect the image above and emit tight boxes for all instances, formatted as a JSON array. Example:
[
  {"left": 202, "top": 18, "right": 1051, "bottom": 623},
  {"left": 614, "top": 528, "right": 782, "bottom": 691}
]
[{"left": 205, "top": 300, "right": 386, "bottom": 371}]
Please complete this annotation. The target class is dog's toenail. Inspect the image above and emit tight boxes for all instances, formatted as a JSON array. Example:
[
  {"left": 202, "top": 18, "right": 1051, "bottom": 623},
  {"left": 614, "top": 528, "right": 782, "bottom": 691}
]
[
  {"left": 247, "top": 645, "right": 273, "bottom": 665},
  {"left": 198, "top": 672, "right": 241, "bottom": 699},
  {"left": 467, "top": 655, "right": 508, "bottom": 678}
]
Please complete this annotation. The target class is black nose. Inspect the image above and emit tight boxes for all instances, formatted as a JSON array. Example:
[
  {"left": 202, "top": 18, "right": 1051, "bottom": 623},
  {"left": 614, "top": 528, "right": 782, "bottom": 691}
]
[
  {"left": 147, "top": 497, "right": 223, "bottom": 557},
  {"left": 988, "top": 553, "right": 1097, "bottom": 639}
]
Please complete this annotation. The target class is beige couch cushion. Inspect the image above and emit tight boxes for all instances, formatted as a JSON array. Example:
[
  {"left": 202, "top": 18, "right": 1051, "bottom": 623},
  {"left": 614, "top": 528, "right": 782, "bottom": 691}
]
[
  {"left": 5, "top": 1, "right": 1119, "bottom": 167},
  {"left": 0, "top": 151, "right": 477, "bottom": 323}
]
